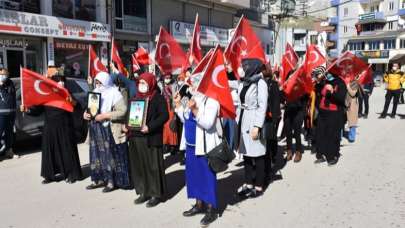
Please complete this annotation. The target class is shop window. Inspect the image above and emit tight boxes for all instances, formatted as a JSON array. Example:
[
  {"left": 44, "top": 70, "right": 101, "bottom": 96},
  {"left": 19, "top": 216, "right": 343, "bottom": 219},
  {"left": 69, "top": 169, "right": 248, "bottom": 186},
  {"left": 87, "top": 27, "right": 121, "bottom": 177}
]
[
  {"left": 0, "top": 0, "right": 40, "bottom": 13},
  {"left": 368, "top": 41, "right": 380, "bottom": 50},
  {"left": 53, "top": 0, "right": 96, "bottom": 21},
  {"left": 115, "top": 0, "right": 147, "bottom": 33},
  {"left": 400, "top": 39, "right": 405, "bottom": 48},
  {"left": 383, "top": 39, "right": 395, "bottom": 49}
]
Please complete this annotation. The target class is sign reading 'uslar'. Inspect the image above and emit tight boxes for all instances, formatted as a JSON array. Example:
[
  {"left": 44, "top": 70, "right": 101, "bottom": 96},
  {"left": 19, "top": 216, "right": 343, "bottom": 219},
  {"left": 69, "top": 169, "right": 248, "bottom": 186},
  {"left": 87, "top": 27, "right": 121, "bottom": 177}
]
[{"left": 0, "top": 9, "right": 110, "bottom": 42}]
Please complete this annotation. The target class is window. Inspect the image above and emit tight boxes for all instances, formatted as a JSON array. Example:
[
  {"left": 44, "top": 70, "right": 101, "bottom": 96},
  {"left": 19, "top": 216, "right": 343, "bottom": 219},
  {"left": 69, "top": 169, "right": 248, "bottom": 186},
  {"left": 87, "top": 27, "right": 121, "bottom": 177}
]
[
  {"left": 388, "top": 22, "right": 394, "bottom": 30},
  {"left": 402, "top": 0, "right": 405, "bottom": 9},
  {"left": 115, "top": 0, "right": 147, "bottom": 33},
  {"left": 344, "top": 26, "right": 348, "bottom": 33},
  {"left": 370, "top": 5, "right": 379, "bottom": 12},
  {"left": 383, "top": 39, "right": 396, "bottom": 49},
  {"left": 53, "top": 0, "right": 96, "bottom": 21},
  {"left": 368, "top": 41, "right": 380, "bottom": 50},
  {"left": 0, "top": 0, "right": 40, "bottom": 13},
  {"left": 348, "top": 42, "right": 365, "bottom": 51},
  {"left": 400, "top": 39, "right": 405, "bottom": 48},
  {"left": 344, "top": 7, "right": 348, "bottom": 17},
  {"left": 389, "top": 2, "right": 394, "bottom": 11}
]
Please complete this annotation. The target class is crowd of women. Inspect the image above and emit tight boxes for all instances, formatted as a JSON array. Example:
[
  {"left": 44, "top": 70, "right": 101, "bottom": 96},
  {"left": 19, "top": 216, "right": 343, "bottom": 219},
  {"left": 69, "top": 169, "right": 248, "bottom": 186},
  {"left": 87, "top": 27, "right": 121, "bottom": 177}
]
[{"left": 10, "top": 57, "right": 396, "bottom": 227}]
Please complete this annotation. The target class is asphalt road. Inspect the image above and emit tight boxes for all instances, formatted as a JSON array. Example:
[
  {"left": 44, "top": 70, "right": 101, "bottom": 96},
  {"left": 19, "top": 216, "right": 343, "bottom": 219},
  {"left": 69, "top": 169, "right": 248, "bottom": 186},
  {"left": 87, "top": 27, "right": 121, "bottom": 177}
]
[{"left": 1, "top": 87, "right": 405, "bottom": 228}]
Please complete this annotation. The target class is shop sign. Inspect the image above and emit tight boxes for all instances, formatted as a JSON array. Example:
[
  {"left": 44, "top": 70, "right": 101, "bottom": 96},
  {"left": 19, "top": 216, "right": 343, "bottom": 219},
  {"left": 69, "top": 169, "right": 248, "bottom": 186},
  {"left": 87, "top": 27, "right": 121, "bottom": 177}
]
[
  {"left": 170, "top": 21, "right": 229, "bottom": 46},
  {"left": 55, "top": 41, "right": 89, "bottom": 50},
  {"left": 0, "top": 9, "right": 110, "bottom": 42},
  {"left": 122, "top": 15, "right": 147, "bottom": 33},
  {"left": 355, "top": 50, "right": 389, "bottom": 59},
  {"left": 0, "top": 38, "right": 25, "bottom": 48}
]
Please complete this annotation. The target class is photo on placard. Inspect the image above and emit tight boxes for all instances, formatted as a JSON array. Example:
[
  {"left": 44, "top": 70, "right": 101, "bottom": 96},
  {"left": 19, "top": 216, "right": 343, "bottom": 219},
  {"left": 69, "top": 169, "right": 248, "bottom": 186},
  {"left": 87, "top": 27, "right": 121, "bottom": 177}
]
[
  {"left": 87, "top": 92, "right": 101, "bottom": 119},
  {"left": 127, "top": 98, "right": 149, "bottom": 130}
]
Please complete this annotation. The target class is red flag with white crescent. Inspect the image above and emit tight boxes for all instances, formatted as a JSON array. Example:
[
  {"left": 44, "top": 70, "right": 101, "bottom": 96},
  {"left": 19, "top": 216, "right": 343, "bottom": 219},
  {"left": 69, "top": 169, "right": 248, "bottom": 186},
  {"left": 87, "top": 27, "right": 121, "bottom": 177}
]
[
  {"left": 197, "top": 45, "right": 236, "bottom": 119},
  {"left": 282, "top": 66, "right": 308, "bottom": 102},
  {"left": 357, "top": 64, "right": 373, "bottom": 85},
  {"left": 189, "top": 14, "right": 203, "bottom": 65},
  {"left": 224, "top": 16, "right": 266, "bottom": 79},
  {"left": 327, "top": 51, "right": 369, "bottom": 84},
  {"left": 89, "top": 45, "right": 107, "bottom": 78},
  {"left": 280, "top": 43, "right": 298, "bottom": 85},
  {"left": 155, "top": 26, "right": 187, "bottom": 75},
  {"left": 111, "top": 39, "right": 127, "bottom": 76},
  {"left": 134, "top": 47, "right": 151, "bottom": 65},
  {"left": 21, "top": 68, "right": 73, "bottom": 112},
  {"left": 131, "top": 54, "right": 141, "bottom": 72},
  {"left": 303, "top": 44, "right": 326, "bottom": 92}
]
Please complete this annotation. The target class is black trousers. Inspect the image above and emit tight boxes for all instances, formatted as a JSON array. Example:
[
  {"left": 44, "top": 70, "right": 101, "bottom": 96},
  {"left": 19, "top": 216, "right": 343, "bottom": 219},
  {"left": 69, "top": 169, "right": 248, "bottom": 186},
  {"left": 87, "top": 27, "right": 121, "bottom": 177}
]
[
  {"left": 381, "top": 89, "right": 401, "bottom": 116},
  {"left": 0, "top": 114, "right": 15, "bottom": 155},
  {"left": 265, "top": 139, "right": 278, "bottom": 175},
  {"left": 244, "top": 155, "right": 265, "bottom": 188},
  {"left": 400, "top": 89, "right": 405, "bottom": 104},
  {"left": 358, "top": 93, "right": 370, "bottom": 115},
  {"left": 284, "top": 110, "right": 304, "bottom": 153}
]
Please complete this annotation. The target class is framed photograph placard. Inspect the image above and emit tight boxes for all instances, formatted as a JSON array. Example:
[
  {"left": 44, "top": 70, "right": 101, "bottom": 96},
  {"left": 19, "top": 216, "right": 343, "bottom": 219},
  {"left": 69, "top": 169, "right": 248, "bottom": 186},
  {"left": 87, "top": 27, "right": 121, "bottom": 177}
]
[
  {"left": 87, "top": 92, "right": 101, "bottom": 119},
  {"left": 127, "top": 98, "right": 149, "bottom": 130}
]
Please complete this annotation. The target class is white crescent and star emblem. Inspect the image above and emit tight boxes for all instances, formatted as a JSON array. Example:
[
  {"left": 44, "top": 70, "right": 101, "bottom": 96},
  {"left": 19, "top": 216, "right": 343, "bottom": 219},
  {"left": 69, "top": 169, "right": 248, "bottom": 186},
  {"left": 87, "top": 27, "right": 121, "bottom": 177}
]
[
  {"left": 159, "top": 43, "right": 171, "bottom": 58},
  {"left": 211, "top": 65, "right": 225, "bottom": 89},
  {"left": 94, "top": 57, "right": 101, "bottom": 72},
  {"left": 34, "top": 80, "right": 50, "bottom": 95},
  {"left": 196, "top": 32, "right": 201, "bottom": 50},
  {"left": 231, "top": 35, "right": 248, "bottom": 56},
  {"left": 308, "top": 50, "right": 320, "bottom": 65}
]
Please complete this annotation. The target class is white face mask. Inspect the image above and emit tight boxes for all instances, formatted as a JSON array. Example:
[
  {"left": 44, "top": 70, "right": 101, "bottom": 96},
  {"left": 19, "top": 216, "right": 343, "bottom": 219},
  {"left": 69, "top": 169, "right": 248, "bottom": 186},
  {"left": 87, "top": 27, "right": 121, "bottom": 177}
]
[
  {"left": 138, "top": 84, "right": 148, "bottom": 93},
  {"left": 392, "top": 67, "right": 398, "bottom": 71},
  {"left": 58, "top": 81, "right": 65, "bottom": 87},
  {"left": 237, "top": 67, "right": 245, "bottom": 78},
  {"left": 0, "top": 75, "right": 8, "bottom": 83},
  {"left": 164, "top": 78, "right": 171, "bottom": 84}
]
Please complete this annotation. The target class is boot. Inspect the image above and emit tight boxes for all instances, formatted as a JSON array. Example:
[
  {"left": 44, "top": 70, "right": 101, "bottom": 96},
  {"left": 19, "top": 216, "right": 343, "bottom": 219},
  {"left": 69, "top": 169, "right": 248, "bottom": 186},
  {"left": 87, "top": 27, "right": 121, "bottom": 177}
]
[
  {"left": 286, "top": 150, "right": 293, "bottom": 161},
  {"left": 293, "top": 151, "right": 302, "bottom": 163},
  {"left": 200, "top": 207, "right": 218, "bottom": 227}
]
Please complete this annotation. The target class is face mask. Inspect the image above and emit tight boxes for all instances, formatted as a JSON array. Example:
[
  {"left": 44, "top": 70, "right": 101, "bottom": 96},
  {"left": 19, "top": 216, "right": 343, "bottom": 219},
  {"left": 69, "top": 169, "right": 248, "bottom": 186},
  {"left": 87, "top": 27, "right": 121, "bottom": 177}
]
[
  {"left": 237, "top": 67, "right": 245, "bottom": 78},
  {"left": 392, "top": 67, "right": 398, "bottom": 71},
  {"left": 164, "top": 79, "right": 171, "bottom": 84},
  {"left": 58, "top": 81, "right": 65, "bottom": 87},
  {"left": 138, "top": 84, "right": 148, "bottom": 93},
  {"left": 325, "top": 74, "right": 334, "bottom": 81},
  {"left": 0, "top": 75, "right": 7, "bottom": 83}
]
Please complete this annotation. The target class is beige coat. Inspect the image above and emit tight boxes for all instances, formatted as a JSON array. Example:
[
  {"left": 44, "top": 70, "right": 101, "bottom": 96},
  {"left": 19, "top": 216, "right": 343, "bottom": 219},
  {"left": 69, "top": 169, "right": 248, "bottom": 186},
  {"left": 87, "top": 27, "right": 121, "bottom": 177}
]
[
  {"left": 110, "top": 90, "right": 128, "bottom": 144},
  {"left": 346, "top": 82, "right": 359, "bottom": 127}
]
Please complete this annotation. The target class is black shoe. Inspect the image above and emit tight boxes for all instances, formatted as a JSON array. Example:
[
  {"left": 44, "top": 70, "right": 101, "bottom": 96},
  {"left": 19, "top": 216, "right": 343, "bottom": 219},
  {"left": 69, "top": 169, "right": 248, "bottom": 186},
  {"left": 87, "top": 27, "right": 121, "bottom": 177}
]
[
  {"left": 378, "top": 115, "right": 386, "bottom": 119},
  {"left": 314, "top": 157, "right": 326, "bottom": 164},
  {"left": 327, "top": 158, "right": 339, "bottom": 166},
  {"left": 358, "top": 113, "right": 363, "bottom": 118},
  {"left": 200, "top": 208, "right": 218, "bottom": 227},
  {"left": 146, "top": 197, "right": 161, "bottom": 208},
  {"left": 364, "top": 114, "right": 368, "bottom": 119},
  {"left": 102, "top": 186, "right": 116, "bottom": 193},
  {"left": 42, "top": 179, "right": 53, "bottom": 184},
  {"left": 183, "top": 204, "right": 206, "bottom": 217},
  {"left": 390, "top": 114, "right": 396, "bottom": 119},
  {"left": 134, "top": 195, "right": 150, "bottom": 205},
  {"left": 246, "top": 188, "right": 263, "bottom": 198},
  {"left": 86, "top": 182, "right": 105, "bottom": 190},
  {"left": 237, "top": 185, "right": 253, "bottom": 197}
]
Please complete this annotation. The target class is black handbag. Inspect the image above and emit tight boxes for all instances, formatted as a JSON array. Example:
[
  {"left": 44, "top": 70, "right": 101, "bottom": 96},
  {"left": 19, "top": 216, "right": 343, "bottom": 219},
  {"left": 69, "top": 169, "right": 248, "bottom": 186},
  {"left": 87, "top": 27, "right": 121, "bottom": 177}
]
[{"left": 203, "top": 120, "right": 235, "bottom": 173}]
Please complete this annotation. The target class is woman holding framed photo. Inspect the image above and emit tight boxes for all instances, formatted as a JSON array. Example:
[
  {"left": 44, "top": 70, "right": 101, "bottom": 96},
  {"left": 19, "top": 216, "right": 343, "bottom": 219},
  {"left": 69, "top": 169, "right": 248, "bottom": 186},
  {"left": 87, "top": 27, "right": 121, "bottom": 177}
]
[
  {"left": 127, "top": 72, "right": 169, "bottom": 208},
  {"left": 83, "top": 71, "right": 131, "bottom": 192}
]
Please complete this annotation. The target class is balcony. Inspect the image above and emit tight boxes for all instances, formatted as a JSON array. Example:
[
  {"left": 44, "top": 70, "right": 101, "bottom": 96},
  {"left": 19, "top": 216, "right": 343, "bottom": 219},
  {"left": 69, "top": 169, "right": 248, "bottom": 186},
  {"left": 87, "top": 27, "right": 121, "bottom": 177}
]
[
  {"left": 330, "top": 0, "right": 340, "bottom": 7},
  {"left": 213, "top": 0, "right": 250, "bottom": 9},
  {"left": 399, "top": 8, "right": 405, "bottom": 17},
  {"left": 329, "top": 16, "right": 338, "bottom": 25},
  {"left": 358, "top": 12, "right": 385, "bottom": 24}
]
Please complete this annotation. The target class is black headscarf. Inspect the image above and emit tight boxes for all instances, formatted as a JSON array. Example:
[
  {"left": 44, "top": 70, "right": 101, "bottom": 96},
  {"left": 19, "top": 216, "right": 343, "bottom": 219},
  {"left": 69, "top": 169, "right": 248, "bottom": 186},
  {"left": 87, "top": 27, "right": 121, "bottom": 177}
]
[{"left": 241, "top": 58, "right": 263, "bottom": 86}]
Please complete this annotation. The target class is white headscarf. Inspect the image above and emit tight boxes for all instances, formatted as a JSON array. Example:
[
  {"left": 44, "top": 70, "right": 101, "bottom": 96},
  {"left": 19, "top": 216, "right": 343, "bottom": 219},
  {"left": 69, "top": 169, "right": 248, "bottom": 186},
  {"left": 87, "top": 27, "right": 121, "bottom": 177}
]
[{"left": 94, "top": 72, "right": 123, "bottom": 114}]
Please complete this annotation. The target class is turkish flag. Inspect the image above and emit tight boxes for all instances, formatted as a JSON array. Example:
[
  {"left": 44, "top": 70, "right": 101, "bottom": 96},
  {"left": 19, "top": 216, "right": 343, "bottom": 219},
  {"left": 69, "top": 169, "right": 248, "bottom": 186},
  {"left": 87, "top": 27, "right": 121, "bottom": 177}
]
[
  {"left": 283, "top": 66, "right": 308, "bottom": 102},
  {"left": 303, "top": 44, "right": 326, "bottom": 91},
  {"left": 224, "top": 16, "right": 266, "bottom": 79},
  {"left": 197, "top": 45, "right": 236, "bottom": 119},
  {"left": 327, "top": 51, "right": 369, "bottom": 84},
  {"left": 155, "top": 26, "right": 187, "bottom": 75},
  {"left": 357, "top": 64, "right": 373, "bottom": 85},
  {"left": 89, "top": 45, "right": 107, "bottom": 78},
  {"left": 21, "top": 68, "right": 74, "bottom": 112},
  {"left": 280, "top": 43, "right": 298, "bottom": 85},
  {"left": 111, "top": 39, "right": 127, "bottom": 76},
  {"left": 131, "top": 54, "right": 141, "bottom": 72},
  {"left": 134, "top": 47, "right": 151, "bottom": 65},
  {"left": 192, "top": 49, "right": 214, "bottom": 75},
  {"left": 189, "top": 14, "right": 203, "bottom": 65}
]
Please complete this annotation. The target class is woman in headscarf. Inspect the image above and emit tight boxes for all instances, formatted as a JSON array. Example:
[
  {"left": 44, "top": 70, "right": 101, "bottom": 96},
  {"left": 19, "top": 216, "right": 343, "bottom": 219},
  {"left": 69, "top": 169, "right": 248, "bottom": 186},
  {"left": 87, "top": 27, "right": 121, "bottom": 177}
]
[
  {"left": 22, "top": 67, "right": 82, "bottom": 184},
  {"left": 315, "top": 73, "right": 347, "bottom": 165},
  {"left": 128, "top": 73, "right": 169, "bottom": 208},
  {"left": 236, "top": 58, "right": 268, "bottom": 198},
  {"left": 174, "top": 83, "right": 221, "bottom": 226},
  {"left": 161, "top": 74, "right": 179, "bottom": 155},
  {"left": 84, "top": 71, "right": 131, "bottom": 192}
]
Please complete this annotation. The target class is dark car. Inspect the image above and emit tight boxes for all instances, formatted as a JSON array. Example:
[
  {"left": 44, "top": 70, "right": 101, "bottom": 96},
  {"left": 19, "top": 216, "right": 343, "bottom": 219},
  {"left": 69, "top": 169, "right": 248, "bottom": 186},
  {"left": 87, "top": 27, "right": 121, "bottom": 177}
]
[{"left": 11, "top": 77, "right": 89, "bottom": 144}]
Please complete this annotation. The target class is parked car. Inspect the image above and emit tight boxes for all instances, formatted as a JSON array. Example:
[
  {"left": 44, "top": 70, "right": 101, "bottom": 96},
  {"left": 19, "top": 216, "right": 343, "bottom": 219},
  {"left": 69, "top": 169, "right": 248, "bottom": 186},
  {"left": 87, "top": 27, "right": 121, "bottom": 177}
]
[{"left": 11, "top": 77, "right": 89, "bottom": 144}]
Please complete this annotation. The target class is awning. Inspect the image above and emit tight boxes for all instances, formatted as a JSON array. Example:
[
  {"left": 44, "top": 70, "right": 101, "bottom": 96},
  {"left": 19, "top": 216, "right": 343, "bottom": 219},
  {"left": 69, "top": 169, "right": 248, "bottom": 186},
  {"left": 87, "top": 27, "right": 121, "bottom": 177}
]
[
  {"left": 390, "top": 54, "right": 405, "bottom": 63},
  {"left": 368, "top": 58, "right": 389, "bottom": 64}
]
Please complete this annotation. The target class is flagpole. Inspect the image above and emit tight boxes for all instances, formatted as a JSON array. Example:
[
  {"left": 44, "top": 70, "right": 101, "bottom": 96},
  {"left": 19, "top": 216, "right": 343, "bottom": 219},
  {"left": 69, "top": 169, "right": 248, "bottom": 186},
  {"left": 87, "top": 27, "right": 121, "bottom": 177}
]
[
  {"left": 88, "top": 45, "right": 91, "bottom": 78},
  {"left": 20, "top": 65, "right": 24, "bottom": 116},
  {"left": 110, "top": 37, "right": 114, "bottom": 74}
]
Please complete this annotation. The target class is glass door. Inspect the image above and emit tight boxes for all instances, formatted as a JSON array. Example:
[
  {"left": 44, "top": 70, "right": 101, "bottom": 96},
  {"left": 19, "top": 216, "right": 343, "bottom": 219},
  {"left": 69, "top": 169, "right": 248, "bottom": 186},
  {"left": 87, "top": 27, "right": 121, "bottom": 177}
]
[{"left": 6, "top": 49, "right": 24, "bottom": 78}]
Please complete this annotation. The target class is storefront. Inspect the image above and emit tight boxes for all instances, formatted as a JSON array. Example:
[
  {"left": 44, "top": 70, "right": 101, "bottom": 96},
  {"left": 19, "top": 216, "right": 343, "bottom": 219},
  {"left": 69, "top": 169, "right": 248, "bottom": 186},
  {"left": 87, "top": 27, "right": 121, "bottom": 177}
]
[
  {"left": 355, "top": 50, "right": 390, "bottom": 74},
  {"left": 0, "top": 8, "right": 110, "bottom": 78}
]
